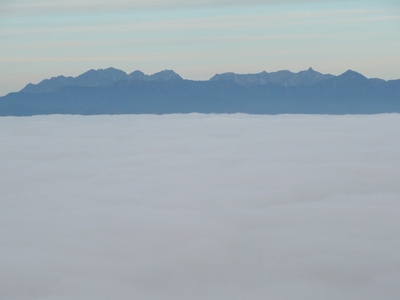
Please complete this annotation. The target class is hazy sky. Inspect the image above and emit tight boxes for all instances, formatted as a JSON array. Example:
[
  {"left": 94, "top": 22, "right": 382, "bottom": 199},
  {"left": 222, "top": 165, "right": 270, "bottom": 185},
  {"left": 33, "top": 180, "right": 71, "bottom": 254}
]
[{"left": 1, "top": 0, "right": 400, "bottom": 95}]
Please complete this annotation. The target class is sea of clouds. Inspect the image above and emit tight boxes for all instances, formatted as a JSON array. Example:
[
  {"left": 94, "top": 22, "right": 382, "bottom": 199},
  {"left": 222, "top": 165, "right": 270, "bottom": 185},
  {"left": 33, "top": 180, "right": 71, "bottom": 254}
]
[{"left": 1, "top": 113, "right": 400, "bottom": 299}]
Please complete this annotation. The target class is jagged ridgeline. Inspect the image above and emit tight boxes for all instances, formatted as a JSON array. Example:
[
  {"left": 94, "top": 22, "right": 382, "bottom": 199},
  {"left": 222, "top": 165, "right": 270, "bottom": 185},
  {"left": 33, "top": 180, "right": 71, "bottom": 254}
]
[
  {"left": 20, "top": 68, "right": 183, "bottom": 93},
  {"left": 1, "top": 67, "right": 399, "bottom": 115}
]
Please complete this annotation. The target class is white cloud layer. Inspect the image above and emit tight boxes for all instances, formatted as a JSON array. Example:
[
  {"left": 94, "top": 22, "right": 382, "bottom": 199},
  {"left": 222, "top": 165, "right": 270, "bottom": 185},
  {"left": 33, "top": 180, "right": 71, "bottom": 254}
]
[{"left": 1, "top": 113, "right": 400, "bottom": 299}]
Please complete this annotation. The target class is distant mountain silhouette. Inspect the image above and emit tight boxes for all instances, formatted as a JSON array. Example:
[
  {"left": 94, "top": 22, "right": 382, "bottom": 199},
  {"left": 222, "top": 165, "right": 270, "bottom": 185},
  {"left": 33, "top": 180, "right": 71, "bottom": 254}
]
[
  {"left": 210, "top": 67, "right": 334, "bottom": 86},
  {"left": 20, "top": 68, "right": 183, "bottom": 93},
  {"left": 1, "top": 68, "right": 399, "bottom": 116}
]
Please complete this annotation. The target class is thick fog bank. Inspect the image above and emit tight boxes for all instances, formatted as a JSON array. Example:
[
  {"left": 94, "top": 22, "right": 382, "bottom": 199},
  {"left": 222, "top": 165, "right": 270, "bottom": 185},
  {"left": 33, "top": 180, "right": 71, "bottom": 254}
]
[{"left": 1, "top": 114, "right": 400, "bottom": 299}]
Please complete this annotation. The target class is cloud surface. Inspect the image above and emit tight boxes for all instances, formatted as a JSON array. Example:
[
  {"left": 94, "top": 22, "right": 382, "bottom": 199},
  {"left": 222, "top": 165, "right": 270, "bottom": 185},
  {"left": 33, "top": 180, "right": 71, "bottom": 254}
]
[{"left": 1, "top": 113, "right": 400, "bottom": 299}]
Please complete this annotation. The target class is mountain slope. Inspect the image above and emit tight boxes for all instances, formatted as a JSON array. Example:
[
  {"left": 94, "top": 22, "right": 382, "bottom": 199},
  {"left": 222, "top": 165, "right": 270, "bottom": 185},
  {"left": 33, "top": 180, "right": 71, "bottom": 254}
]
[
  {"left": 210, "top": 68, "right": 334, "bottom": 87},
  {"left": 20, "top": 68, "right": 182, "bottom": 93},
  {"left": 1, "top": 68, "right": 399, "bottom": 116}
]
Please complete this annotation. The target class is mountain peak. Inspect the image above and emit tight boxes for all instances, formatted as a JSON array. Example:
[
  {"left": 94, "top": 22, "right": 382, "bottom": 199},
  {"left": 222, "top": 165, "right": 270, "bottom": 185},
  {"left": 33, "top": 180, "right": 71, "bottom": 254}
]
[
  {"left": 149, "top": 70, "right": 183, "bottom": 81},
  {"left": 128, "top": 70, "right": 146, "bottom": 80},
  {"left": 77, "top": 68, "right": 128, "bottom": 84},
  {"left": 339, "top": 70, "right": 368, "bottom": 81}
]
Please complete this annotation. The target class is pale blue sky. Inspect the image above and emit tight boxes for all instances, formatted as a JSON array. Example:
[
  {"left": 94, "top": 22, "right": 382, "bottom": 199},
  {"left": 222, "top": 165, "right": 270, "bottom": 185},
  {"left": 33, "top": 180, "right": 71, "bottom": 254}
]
[{"left": 1, "top": 0, "right": 399, "bottom": 95}]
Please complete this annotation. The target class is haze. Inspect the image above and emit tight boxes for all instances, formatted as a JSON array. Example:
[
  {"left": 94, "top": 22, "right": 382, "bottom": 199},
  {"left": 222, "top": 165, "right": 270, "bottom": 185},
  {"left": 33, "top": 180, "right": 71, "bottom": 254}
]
[{"left": 1, "top": 0, "right": 400, "bottom": 96}]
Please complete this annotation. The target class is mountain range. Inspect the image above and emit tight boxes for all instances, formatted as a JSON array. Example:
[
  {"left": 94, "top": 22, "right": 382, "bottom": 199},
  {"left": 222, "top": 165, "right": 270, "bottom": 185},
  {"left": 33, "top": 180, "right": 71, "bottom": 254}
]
[{"left": 1, "top": 67, "right": 399, "bottom": 116}]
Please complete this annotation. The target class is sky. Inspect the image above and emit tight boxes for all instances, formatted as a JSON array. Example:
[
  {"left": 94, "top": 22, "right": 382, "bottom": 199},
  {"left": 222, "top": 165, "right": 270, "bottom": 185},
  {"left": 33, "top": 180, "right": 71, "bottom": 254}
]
[
  {"left": 1, "top": 0, "right": 400, "bottom": 96},
  {"left": 1, "top": 113, "right": 400, "bottom": 299}
]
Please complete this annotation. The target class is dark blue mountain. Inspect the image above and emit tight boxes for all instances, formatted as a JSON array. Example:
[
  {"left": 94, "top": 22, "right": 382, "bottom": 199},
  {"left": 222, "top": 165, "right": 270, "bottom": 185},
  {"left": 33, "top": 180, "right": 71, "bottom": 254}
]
[
  {"left": 1, "top": 68, "right": 399, "bottom": 116},
  {"left": 20, "top": 68, "right": 182, "bottom": 93},
  {"left": 210, "top": 67, "right": 334, "bottom": 86}
]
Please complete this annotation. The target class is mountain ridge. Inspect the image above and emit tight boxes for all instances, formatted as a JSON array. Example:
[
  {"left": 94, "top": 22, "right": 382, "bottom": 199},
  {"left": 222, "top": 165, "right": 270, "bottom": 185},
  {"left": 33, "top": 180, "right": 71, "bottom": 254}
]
[
  {"left": 1, "top": 67, "right": 399, "bottom": 116},
  {"left": 19, "top": 67, "right": 394, "bottom": 94},
  {"left": 20, "top": 68, "right": 183, "bottom": 93},
  {"left": 209, "top": 67, "right": 336, "bottom": 87}
]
